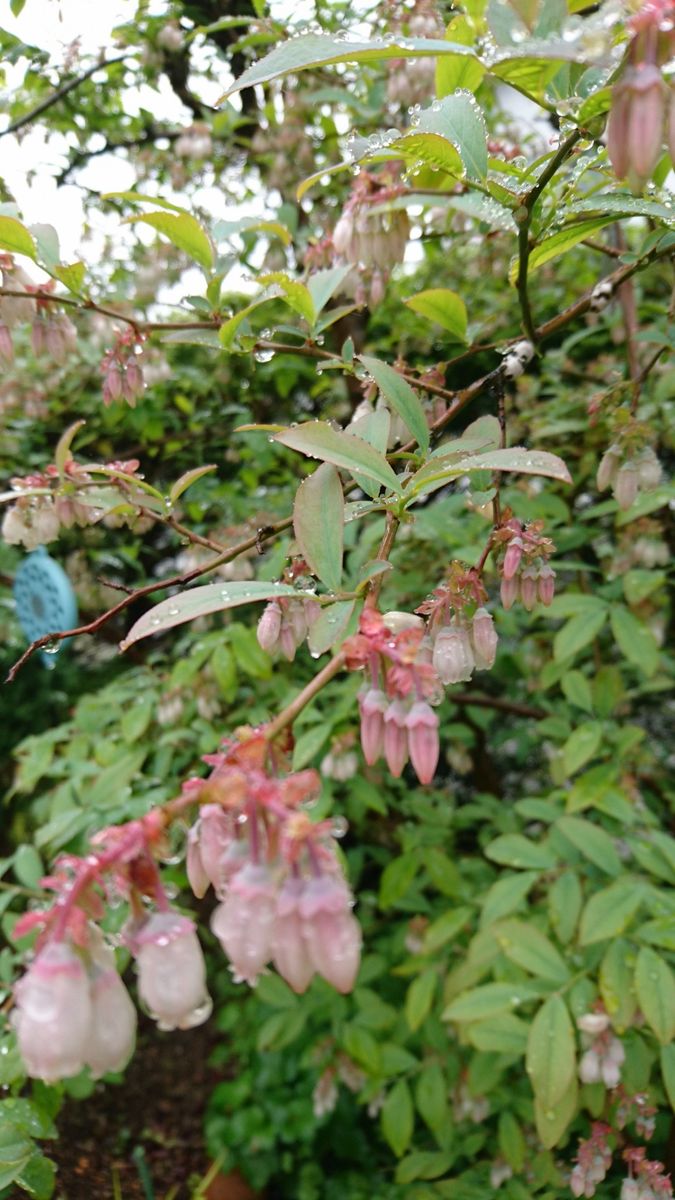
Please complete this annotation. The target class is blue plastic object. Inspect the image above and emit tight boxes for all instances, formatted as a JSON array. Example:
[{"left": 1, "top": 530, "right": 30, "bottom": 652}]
[{"left": 13, "top": 547, "right": 78, "bottom": 669}]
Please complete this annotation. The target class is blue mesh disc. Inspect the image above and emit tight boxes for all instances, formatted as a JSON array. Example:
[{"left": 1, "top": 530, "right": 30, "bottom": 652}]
[{"left": 13, "top": 547, "right": 78, "bottom": 669}]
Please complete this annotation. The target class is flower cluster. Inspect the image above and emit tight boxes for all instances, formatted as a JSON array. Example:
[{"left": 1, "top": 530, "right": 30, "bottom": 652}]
[
  {"left": 185, "top": 732, "right": 361, "bottom": 993},
  {"left": 11, "top": 810, "right": 210, "bottom": 1083},
  {"left": 606, "top": 0, "right": 675, "bottom": 190},
  {"left": 345, "top": 608, "right": 442, "bottom": 784},
  {"left": 494, "top": 517, "right": 556, "bottom": 610},
  {"left": 257, "top": 595, "right": 321, "bottom": 660},
  {"left": 577, "top": 1010, "right": 625, "bottom": 1089},
  {"left": 386, "top": 0, "right": 444, "bottom": 109},
  {"left": 597, "top": 442, "right": 662, "bottom": 510},
  {"left": 1, "top": 455, "right": 145, "bottom": 551},
  {"left": 622, "top": 1148, "right": 673, "bottom": 1200},
  {"left": 29, "top": 288, "right": 77, "bottom": 364},
  {"left": 332, "top": 170, "right": 410, "bottom": 306},
  {"left": 101, "top": 329, "right": 145, "bottom": 407},
  {"left": 418, "top": 565, "right": 499, "bottom": 684},
  {"left": 0, "top": 262, "right": 77, "bottom": 365},
  {"left": 570, "top": 1122, "right": 614, "bottom": 1198}
]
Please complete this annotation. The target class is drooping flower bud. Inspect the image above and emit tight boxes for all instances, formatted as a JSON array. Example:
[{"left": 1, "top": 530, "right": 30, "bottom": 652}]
[
  {"left": 134, "top": 912, "right": 211, "bottom": 1031},
  {"left": 406, "top": 701, "right": 439, "bottom": 785},
  {"left": 608, "top": 65, "right": 667, "bottom": 189},
  {"left": 432, "top": 625, "right": 475, "bottom": 685},
  {"left": 273, "top": 879, "right": 315, "bottom": 994},
  {"left": 84, "top": 963, "right": 137, "bottom": 1078},
  {"left": 500, "top": 575, "right": 520, "bottom": 610},
  {"left": 211, "top": 863, "right": 277, "bottom": 985},
  {"left": 186, "top": 824, "right": 209, "bottom": 899},
  {"left": 299, "top": 875, "right": 361, "bottom": 994},
  {"left": 471, "top": 607, "right": 498, "bottom": 670},
  {"left": 0, "top": 322, "right": 13, "bottom": 363},
  {"left": 614, "top": 462, "right": 639, "bottom": 510},
  {"left": 596, "top": 444, "right": 622, "bottom": 492},
  {"left": 358, "top": 687, "right": 387, "bottom": 765},
  {"left": 520, "top": 566, "right": 538, "bottom": 611},
  {"left": 579, "top": 1048, "right": 602, "bottom": 1084},
  {"left": 383, "top": 699, "right": 409, "bottom": 777},
  {"left": 537, "top": 564, "right": 556, "bottom": 607},
  {"left": 13, "top": 942, "right": 92, "bottom": 1082},
  {"left": 257, "top": 601, "right": 282, "bottom": 652},
  {"left": 635, "top": 446, "right": 662, "bottom": 490},
  {"left": 502, "top": 536, "right": 524, "bottom": 581}
]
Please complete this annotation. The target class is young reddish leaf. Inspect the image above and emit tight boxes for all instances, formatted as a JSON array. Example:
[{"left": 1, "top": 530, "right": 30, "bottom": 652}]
[
  {"left": 274, "top": 422, "right": 402, "bottom": 494},
  {"left": 293, "top": 463, "right": 344, "bottom": 592},
  {"left": 120, "top": 581, "right": 304, "bottom": 650},
  {"left": 360, "top": 355, "right": 430, "bottom": 451}
]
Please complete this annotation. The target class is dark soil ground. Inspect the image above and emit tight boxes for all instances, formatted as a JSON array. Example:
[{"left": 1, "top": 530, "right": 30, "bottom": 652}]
[{"left": 34, "top": 1017, "right": 257, "bottom": 1200}]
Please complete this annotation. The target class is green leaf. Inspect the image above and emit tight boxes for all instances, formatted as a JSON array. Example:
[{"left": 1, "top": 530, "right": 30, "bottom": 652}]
[
  {"left": 599, "top": 938, "right": 637, "bottom": 1032},
  {"left": 218, "top": 297, "right": 271, "bottom": 349},
  {"left": 169, "top": 465, "right": 217, "bottom": 504},
  {"left": 493, "top": 919, "right": 569, "bottom": 984},
  {"left": 0, "top": 216, "right": 36, "bottom": 260},
  {"left": 258, "top": 272, "right": 316, "bottom": 324},
  {"left": 415, "top": 1063, "right": 449, "bottom": 1135},
  {"left": 556, "top": 815, "right": 621, "bottom": 876},
  {"left": 124, "top": 212, "right": 214, "bottom": 271},
  {"left": 660, "top": 1044, "right": 675, "bottom": 1111},
  {"left": 13, "top": 845, "right": 44, "bottom": 889},
  {"left": 423, "top": 906, "right": 472, "bottom": 952},
  {"left": 415, "top": 92, "right": 488, "bottom": 180},
  {"left": 15, "top": 1152, "right": 56, "bottom": 1200},
  {"left": 404, "top": 289, "right": 468, "bottom": 342},
  {"left": 548, "top": 871, "right": 582, "bottom": 944},
  {"left": 220, "top": 33, "right": 475, "bottom": 98},
  {"left": 395, "top": 1150, "right": 454, "bottom": 1184},
  {"left": 405, "top": 969, "right": 437, "bottom": 1032},
  {"left": 381, "top": 1079, "right": 414, "bottom": 1158},
  {"left": 29, "top": 224, "right": 59, "bottom": 271},
  {"left": 0, "top": 1122, "right": 34, "bottom": 1191},
  {"left": 379, "top": 853, "right": 419, "bottom": 909},
  {"left": 306, "top": 265, "right": 352, "bottom": 315},
  {"left": 480, "top": 871, "right": 540, "bottom": 928},
  {"left": 442, "top": 981, "right": 542, "bottom": 1022},
  {"left": 307, "top": 599, "right": 356, "bottom": 657},
  {"left": 274, "top": 422, "right": 402, "bottom": 494},
  {"left": 610, "top": 605, "right": 659, "bottom": 677},
  {"left": 343, "top": 1024, "right": 381, "bottom": 1073},
  {"left": 534, "top": 1072, "right": 578, "bottom": 1149},
  {"left": 436, "top": 16, "right": 485, "bottom": 95},
  {"left": 553, "top": 609, "right": 608, "bottom": 663},
  {"left": 561, "top": 723, "right": 603, "bottom": 777},
  {"left": 53, "top": 261, "right": 86, "bottom": 295},
  {"left": 120, "top": 582, "right": 305, "bottom": 650},
  {"left": 347, "top": 408, "right": 391, "bottom": 499},
  {"left": 293, "top": 464, "right": 344, "bottom": 591},
  {"left": 579, "top": 881, "right": 643, "bottom": 945},
  {"left": 484, "top": 834, "right": 556, "bottom": 870},
  {"left": 561, "top": 670, "right": 594, "bottom": 715},
  {"left": 360, "top": 355, "right": 430, "bottom": 450},
  {"left": 498, "top": 1111, "right": 526, "bottom": 1172},
  {"left": 467, "top": 1013, "right": 529, "bottom": 1054},
  {"left": 526, "top": 995, "right": 575, "bottom": 1110},
  {"left": 635, "top": 947, "right": 675, "bottom": 1044},
  {"left": 515, "top": 217, "right": 617, "bottom": 279}
]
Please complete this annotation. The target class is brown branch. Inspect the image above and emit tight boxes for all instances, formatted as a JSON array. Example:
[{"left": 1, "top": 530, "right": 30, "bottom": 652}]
[
  {"left": 264, "top": 651, "right": 347, "bottom": 740},
  {"left": 0, "top": 56, "right": 128, "bottom": 139},
  {"left": 451, "top": 692, "right": 545, "bottom": 719}
]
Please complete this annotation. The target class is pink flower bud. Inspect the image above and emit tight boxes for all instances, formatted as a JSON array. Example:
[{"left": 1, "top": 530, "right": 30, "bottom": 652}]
[
  {"left": 211, "top": 864, "right": 276, "bottom": 985},
  {"left": 333, "top": 213, "right": 354, "bottom": 258},
  {"left": 614, "top": 462, "right": 639, "bottom": 510},
  {"left": 46, "top": 322, "right": 66, "bottom": 364},
  {"left": 273, "top": 880, "right": 315, "bottom": 994},
  {"left": 520, "top": 566, "right": 538, "bottom": 611},
  {"left": 197, "top": 805, "right": 234, "bottom": 897},
  {"left": 406, "top": 701, "right": 439, "bottom": 785},
  {"left": 84, "top": 964, "right": 137, "bottom": 1078},
  {"left": 31, "top": 321, "right": 46, "bottom": 356},
  {"left": 0, "top": 322, "right": 13, "bottom": 363},
  {"left": 125, "top": 360, "right": 144, "bottom": 400},
  {"left": 471, "top": 607, "right": 498, "bottom": 670},
  {"left": 369, "top": 270, "right": 385, "bottom": 307},
  {"left": 601, "top": 1057, "right": 621, "bottom": 1089},
  {"left": 500, "top": 575, "right": 520, "bottom": 610},
  {"left": 577, "top": 1012, "right": 610, "bottom": 1035},
  {"left": 358, "top": 688, "right": 387, "bottom": 765},
  {"left": 279, "top": 621, "right": 297, "bottom": 661},
  {"left": 257, "top": 601, "right": 282, "bottom": 652},
  {"left": 626, "top": 65, "right": 667, "bottom": 187},
  {"left": 134, "top": 913, "right": 211, "bottom": 1031},
  {"left": 579, "top": 1048, "right": 602, "bottom": 1084},
  {"left": 103, "top": 366, "right": 123, "bottom": 406},
  {"left": 669, "top": 86, "right": 675, "bottom": 164},
  {"left": 186, "top": 824, "right": 209, "bottom": 899},
  {"left": 383, "top": 700, "right": 409, "bottom": 777},
  {"left": 621, "top": 1180, "right": 640, "bottom": 1200},
  {"left": 607, "top": 80, "right": 632, "bottom": 181},
  {"left": 570, "top": 1166, "right": 587, "bottom": 1198},
  {"left": 299, "top": 876, "right": 361, "bottom": 994},
  {"left": 288, "top": 600, "right": 308, "bottom": 646},
  {"left": 13, "top": 942, "right": 92, "bottom": 1081},
  {"left": 502, "top": 536, "right": 524, "bottom": 581},
  {"left": 597, "top": 444, "right": 622, "bottom": 492},
  {"left": 432, "top": 625, "right": 475, "bottom": 685},
  {"left": 537, "top": 564, "right": 556, "bottom": 607}
]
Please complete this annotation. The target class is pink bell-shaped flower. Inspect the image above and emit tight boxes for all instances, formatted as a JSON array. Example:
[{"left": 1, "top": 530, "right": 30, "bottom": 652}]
[
  {"left": 257, "top": 601, "right": 282, "bottom": 652},
  {"left": 358, "top": 687, "right": 387, "bottom": 765},
  {"left": 405, "top": 701, "right": 439, "bottom": 785},
  {"left": 300, "top": 876, "right": 361, "bottom": 994},
  {"left": 520, "top": 566, "right": 538, "bottom": 612},
  {"left": 13, "top": 942, "right": 92, "bottom": 1082},
  {"left": 211, "top": 863, "right": 277, "bottom": 985},
  {"left": 383, "top": 699, "right": 409, "bottom": 777},
  {"left": 502, "top": 536, "right": 524, "bottom": 581},
  {"left": 500, "top": 575, "right": 520, "bottom": 610},
  {"left": 537, "top": 564, "right": 556, "bottom": 607},
  {"left": 186, "top": 824, "right": 209, "bottom": 899},
  {"left": 471, "top": 607, "right": 498, "bottom": 670},
  {"left": 272, "top": 879, "right": 315, "bottom": 994},
  {"left": 84, "top": 961, "right": 137, "bottom": 1078},
  {"left": 432, "top": 625, "right": 474, "bottom": 685},
  {"left": 134, "top": 912, "right": 211, "bottom": 1031}
]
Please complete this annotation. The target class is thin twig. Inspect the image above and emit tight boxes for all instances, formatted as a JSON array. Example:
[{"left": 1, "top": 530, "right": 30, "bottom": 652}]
[
  {"left": 0, "top": 56, "right": 128, "bottom": 139},
  {"left": 451, "top": 692, "right": 545, "bottom": 719},
  {"left": 264, "top": 651, "right": 347, "bottom": 740}
]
